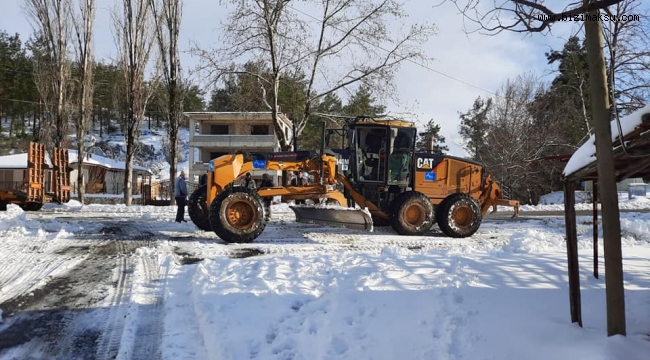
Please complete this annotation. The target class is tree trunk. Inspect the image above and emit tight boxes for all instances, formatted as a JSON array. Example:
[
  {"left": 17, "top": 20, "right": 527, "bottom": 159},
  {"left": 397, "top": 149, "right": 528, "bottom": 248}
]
[
  {"left": 99, "top": 107, "right": 103, "bottom": 138},
  {"left": 583, "top": 3, "right": 626, "bottom": 336},
  {"left": 124, "top": 141, "right": 135, "bottom": 206}
]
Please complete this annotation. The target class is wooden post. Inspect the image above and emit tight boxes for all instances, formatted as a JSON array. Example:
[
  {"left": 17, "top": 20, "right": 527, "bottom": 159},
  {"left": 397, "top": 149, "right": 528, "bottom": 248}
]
[
  {"left": 583, "top": 2, "right": 626, "bottom": 336},
  {"left": 564, "top": 180, "right": 582, "bottom": 327},
  {"left": 593, "top": 181, "right": 599, "bottom": 279}
]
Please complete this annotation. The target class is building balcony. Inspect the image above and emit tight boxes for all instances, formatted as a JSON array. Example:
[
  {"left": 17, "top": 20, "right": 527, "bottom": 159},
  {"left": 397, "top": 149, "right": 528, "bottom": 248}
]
[{"left": 191, "top": 134, "right": 278, "bottom": 148}]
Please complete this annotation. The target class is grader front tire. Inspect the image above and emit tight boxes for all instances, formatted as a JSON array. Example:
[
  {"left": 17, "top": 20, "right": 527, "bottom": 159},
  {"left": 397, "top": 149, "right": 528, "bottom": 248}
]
[
  {"left": 436, "top": 193, "right": 482, "bottom": 238},
  {"left": 208, "top": 187, "right": 267, "bottom": 243},
  {"left": 390, "top": 191, "right": 435, "bottom": 235},
  {"left": 188, "top": 185, "right": 212, "bottom": 231}
]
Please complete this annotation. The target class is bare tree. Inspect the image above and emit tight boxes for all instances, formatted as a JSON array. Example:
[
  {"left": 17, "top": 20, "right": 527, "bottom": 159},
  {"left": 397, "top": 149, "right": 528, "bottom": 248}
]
[
  {"left": 197, "top": 0, "right": 434, "bottom": 150},
  {"left": 464, "top": 72, "right": 564, "bottom": 202},
  {"left": 24, "top": 0, "right": 74, "bottom": 150},
  {"left": 483, "top": 73, "right": 540, "bottom": 197},
  {"left": 450, "top": 0, "right": 626, "bottom": 34},
  {"left": 447, "top": 0, "right": 628, "bottom": 336},
  {"left": 149, "top": 0, "right": 183, "bottom": 204},
  {"left": 602, "top": 0, "right": 650, "bottom": 115},
  {"left": 112, "top": 0, "right": 157, "bottom": 206},
  {"left": 71, "top": 0, "right": 95, "bottom": 204}
]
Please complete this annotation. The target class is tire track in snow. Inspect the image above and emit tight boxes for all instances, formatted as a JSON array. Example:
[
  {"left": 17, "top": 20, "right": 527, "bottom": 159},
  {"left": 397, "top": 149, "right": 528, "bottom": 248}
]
[
  {"left": 127, "top": 252, "right": 166, "bottom": 360},
  {"left": 0, "top": 234, "right": 91, "bottom": 306},
  {"left": 0, "top": 240, "right": 122, "bottom": 359},
  {"left": 95, "top": 255, "right": 135, "bottom": 360},
  {"left": 94, "top": 240, "right": 168, "bottom": 360},
  {"left": 160, "top": 252, "right": 210, "bottom": 360}
]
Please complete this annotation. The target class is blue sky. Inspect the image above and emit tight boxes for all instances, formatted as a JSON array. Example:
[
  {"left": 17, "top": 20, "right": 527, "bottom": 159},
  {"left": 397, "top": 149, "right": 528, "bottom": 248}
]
[{"left": 0, "top": 0, "right": 616, "bottom": 156}]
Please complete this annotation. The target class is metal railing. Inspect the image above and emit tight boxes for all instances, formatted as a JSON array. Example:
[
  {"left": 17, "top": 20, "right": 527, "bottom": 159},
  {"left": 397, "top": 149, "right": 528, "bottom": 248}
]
[
  {"left": 140, "top": 181, "right": 201, "bottom": 205},
  {"left": 0, "top": 181, "right": 26, "bottom": 192}
]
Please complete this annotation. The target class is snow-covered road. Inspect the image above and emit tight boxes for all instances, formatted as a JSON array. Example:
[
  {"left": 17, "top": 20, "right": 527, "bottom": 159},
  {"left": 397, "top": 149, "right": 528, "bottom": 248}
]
[{"left": 0, "top": 202, "right": 648, "bottom": 360}]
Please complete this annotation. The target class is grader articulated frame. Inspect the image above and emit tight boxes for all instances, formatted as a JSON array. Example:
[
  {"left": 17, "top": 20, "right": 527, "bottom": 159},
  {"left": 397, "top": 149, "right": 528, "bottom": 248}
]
[{"left": 188, "top": 116, "right": 519, "bottom": 243}]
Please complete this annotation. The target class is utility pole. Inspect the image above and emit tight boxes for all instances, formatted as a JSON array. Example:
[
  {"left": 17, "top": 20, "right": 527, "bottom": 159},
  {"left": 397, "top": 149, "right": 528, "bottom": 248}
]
[{"left": 583, "top": 0, "right": 626, "bottom": 336}]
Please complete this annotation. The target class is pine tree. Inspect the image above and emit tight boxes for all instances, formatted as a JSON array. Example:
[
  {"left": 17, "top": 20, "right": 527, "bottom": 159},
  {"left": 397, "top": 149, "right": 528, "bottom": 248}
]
[
  {"left": 342, "top": 85, "right": 386, "bottom": 116},
  {"left": 459, "top": 97, "right": 492, "bottom": 161},
  {"left": 299, "top": 93, "right": 344, "bottom": 150},
  {"left": 536, "top": 36, "right": 592, "bottom": 146},
  {"left": 415, "top": 119, "right": 448, "bottom": 154}
]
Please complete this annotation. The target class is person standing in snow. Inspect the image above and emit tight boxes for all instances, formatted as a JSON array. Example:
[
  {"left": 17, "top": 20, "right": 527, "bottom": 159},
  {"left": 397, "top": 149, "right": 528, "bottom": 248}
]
[
  {"left": 259, "top": 173, "right": 274, "bottom": 215},
  {"left": 174, "top": 170, "right": 188, "bottom": 223},
  {"left": 199, "top": 170, "right": 208, "bottom": 187}
]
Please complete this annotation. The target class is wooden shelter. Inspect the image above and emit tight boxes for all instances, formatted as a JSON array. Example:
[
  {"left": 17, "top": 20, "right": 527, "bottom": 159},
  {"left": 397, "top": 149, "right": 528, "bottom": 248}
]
[{"left": 561, "top": 107, "right": 650, "bottom": 330}]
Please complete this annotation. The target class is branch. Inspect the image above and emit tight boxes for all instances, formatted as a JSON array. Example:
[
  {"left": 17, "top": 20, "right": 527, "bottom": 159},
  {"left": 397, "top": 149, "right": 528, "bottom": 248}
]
[{"left": 452, "top": 0, "right": 628, "bottom": 34}]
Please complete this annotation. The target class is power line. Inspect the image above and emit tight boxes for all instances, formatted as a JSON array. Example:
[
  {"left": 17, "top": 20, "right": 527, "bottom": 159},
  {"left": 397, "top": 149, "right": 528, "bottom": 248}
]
[
  {"left": 286, "top": 4, "right": 497, "bottom": 96},
  {"left": 0, "top": 97, "right": 41, "bottom": 105}
]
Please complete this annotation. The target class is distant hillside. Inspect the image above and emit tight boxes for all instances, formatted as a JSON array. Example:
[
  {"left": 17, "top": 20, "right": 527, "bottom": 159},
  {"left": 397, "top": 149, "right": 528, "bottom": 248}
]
[{"left": 0, "top": 117, "right": 193, "bottom": 181}]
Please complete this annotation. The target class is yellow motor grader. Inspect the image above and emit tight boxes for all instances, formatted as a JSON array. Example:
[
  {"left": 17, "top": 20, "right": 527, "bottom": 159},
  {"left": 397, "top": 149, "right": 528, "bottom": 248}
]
[
  {"left": 0, "top": 142, "right": 71, "bottom": 211},
  {"left": 188, "top": 116, "right": 519, "bottom": 243}
]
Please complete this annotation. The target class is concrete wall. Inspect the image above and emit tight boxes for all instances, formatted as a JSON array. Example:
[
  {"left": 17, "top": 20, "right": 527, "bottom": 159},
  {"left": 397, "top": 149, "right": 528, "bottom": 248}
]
[
  {"left": 69, "top": 168, "right": 90, "bottom": 194},
  {"left": 185, "top": 112, "right": 293, "bottom": 181}
]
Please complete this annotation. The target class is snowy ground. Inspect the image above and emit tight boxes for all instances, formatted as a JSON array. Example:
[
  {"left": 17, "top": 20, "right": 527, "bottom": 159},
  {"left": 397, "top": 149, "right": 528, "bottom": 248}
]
[{"left": 0, "top": 202, "right": 648, "bottom": 360}]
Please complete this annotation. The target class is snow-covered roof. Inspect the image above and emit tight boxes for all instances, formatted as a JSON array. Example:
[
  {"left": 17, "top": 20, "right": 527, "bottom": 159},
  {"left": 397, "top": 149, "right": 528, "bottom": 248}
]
[
  {"left": 0, "top": 153, "right": 53, "bottom": 169},
  {"left": 563, "top": 104, "right": 650, "bottom": 178},
  {"left": 68, "top": 150, "right": 150, "bottom": 173}
]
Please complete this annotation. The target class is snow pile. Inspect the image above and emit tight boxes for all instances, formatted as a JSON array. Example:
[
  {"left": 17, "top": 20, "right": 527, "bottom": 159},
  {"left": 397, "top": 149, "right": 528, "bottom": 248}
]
[
  {"left": 520, "top": 191, "right": 650, "bottom": 211},
  {"left": 538, "top": 191, "right": 592, "bottom": 205},
  {"left": 43, "top": 202, "right": 176, "bottom": 217},
  {"left": 0, "top": 204, "right": 29, "bottom": 231},
  {"left": 505, "top": 229, "right": 566, "bottom": 253},
  {"left": 0, "top": 204, "right": 49, "bottom": 237},
  {"left": 620, "top": 213, "right": 650, "bottom": 242},
  {"left": 620, "top": 196, "right": 650, "bottom": 209}
]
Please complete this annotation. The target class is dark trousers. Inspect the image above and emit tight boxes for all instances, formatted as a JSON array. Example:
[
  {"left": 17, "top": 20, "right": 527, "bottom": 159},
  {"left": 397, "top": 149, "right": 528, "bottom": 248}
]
[{"left": 175, "top": 196, "right": 187, "bottom": 222}]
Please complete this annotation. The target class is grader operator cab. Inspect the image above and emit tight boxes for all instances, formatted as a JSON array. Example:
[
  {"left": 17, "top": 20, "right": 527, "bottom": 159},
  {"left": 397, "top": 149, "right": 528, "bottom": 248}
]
[{"left": 188, "top": 116, "right": 519, "bottom": 243}]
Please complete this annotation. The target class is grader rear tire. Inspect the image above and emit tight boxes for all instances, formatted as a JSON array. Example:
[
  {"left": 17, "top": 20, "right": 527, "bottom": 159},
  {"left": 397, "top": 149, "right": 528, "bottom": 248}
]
[
  {"left": 188, "top": 185, "right": 212, "bottom": 231},
  {"left": 390, "top": 191, "right": 435, "bottom": 235},
  {"left": 436, "top": 193, "right": 482, "bottom": 238},
  {"left": 208, "top": 187, "right": 267, "bottom": 243}
]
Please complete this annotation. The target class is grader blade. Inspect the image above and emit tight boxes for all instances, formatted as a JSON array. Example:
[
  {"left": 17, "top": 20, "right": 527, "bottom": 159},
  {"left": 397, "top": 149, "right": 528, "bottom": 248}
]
[{"left": 290, "top": 205, "right": 374, "bottom": 231}]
